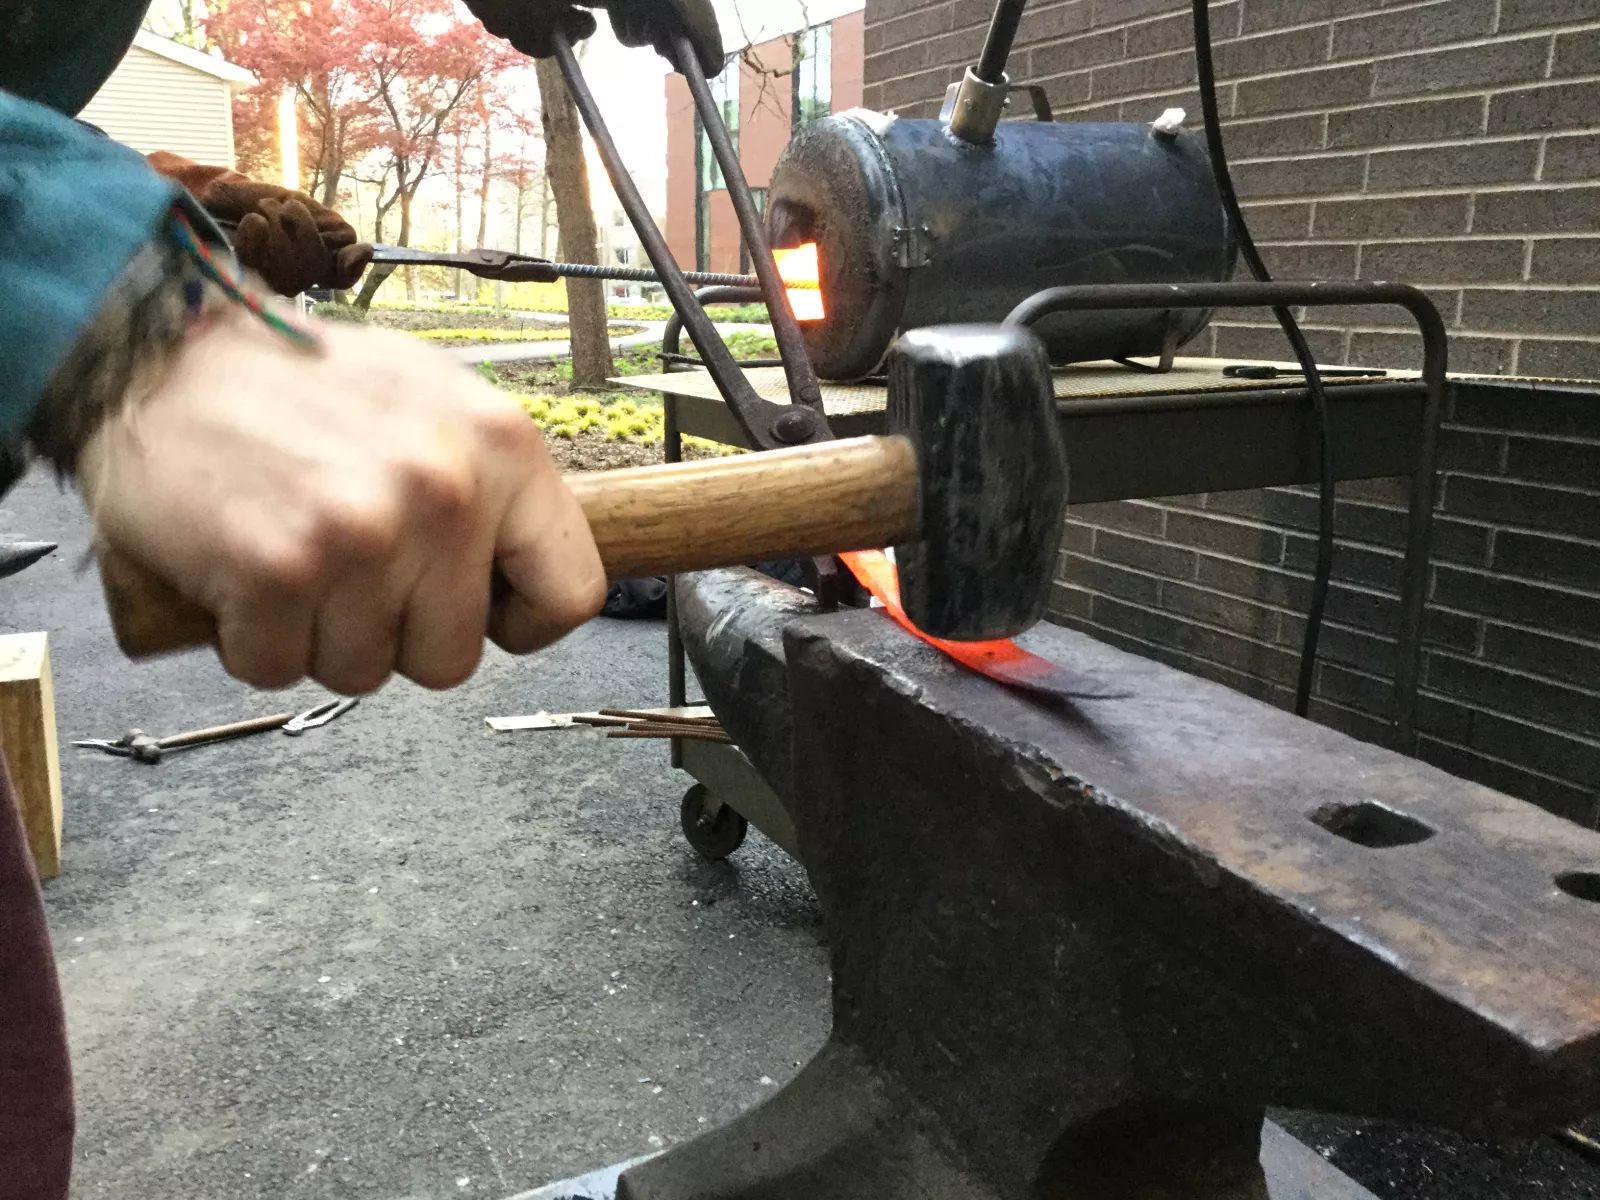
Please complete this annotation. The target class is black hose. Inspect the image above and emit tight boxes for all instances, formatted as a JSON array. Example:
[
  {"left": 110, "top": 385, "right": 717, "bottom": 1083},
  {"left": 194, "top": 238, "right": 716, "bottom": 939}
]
[
  {"left": 977, "top": 0, "right": 1028, "bottom": 82},
  {"left": 1191, "top": 0, "right": 1335, "bottom": 719}
]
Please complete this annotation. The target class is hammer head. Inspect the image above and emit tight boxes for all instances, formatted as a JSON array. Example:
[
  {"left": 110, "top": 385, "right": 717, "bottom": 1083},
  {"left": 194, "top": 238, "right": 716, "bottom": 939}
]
[{"left": 888, "top": 325, "right": 1068, "bottom": 642}]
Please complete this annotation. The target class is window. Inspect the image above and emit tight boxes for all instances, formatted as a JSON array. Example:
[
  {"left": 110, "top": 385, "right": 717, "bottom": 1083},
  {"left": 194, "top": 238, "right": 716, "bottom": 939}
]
[
  {"left": 739, "top": 189, "right": 768, "bottom": 275},
  {"left": 793, "top": 23, "right": 832, "bottom": 131},
  {"left": 697, "top": 57, "right": 739, "bottom": 193},
  {"left": 615, "top": 247, "right": 630, "bottom": 265},
  {"left": 613, "top": 209, "right": 627, "bottom": 228}
]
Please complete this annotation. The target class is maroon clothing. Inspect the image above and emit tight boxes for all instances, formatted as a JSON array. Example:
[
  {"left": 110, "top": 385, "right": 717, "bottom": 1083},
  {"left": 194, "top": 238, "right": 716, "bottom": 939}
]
[{"left": 0, "top": 758, "right": 72, "bottom": 1199}]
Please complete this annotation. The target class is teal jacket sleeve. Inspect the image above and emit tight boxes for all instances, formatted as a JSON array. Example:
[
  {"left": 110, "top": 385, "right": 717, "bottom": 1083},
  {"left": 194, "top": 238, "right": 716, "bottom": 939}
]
[{"left": 0, "top": 90, "right": 179, "bottom": 440}]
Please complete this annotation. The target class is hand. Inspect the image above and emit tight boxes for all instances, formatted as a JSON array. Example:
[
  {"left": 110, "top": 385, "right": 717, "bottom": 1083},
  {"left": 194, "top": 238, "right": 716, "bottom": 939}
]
[
  {"left": 76, "top": 306, "right": 606, "bottom": 694},
  {"left": 463, "top": 0, "right": 722, "bottom": 75},
  {"left": 146, "top": 151, "right": 373, "bottom": 296}
]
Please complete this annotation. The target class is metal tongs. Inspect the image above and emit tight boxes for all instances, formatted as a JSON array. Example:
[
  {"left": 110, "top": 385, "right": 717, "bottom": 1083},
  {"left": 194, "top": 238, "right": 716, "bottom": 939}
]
[{"left": 75, "top": 698, "right": 358, "bottom": 764}]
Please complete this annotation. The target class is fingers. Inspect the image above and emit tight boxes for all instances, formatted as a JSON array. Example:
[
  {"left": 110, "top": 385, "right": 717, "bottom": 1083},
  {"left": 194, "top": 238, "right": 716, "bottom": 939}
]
[
  {"left": 489, "top": 464, "right": 607, "bottom": 656},
  {"left": 333, "top": 243, "right": 375, "bottom": 290}
]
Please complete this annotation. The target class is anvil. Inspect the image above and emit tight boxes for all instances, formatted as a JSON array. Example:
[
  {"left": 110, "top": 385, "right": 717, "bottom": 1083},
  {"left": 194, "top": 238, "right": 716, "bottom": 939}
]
[{"left": 599, "top": 567, "right": 1600, "bottom": 1200}]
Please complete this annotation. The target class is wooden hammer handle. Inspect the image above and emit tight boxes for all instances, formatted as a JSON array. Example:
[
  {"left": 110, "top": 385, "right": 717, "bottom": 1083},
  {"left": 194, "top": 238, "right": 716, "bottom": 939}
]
[{"left": 98, "top": 435, "right": 921, "bottom": 659}]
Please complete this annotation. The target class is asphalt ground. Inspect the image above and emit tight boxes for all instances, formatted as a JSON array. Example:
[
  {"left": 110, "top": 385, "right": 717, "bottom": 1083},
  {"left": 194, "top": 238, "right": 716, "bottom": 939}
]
[
  {"left": 0, "top": 468, "right": 1594, "bottom": 1199},
  {"left": 0, "top": 471, "right": 828, "bottom": 1199}
]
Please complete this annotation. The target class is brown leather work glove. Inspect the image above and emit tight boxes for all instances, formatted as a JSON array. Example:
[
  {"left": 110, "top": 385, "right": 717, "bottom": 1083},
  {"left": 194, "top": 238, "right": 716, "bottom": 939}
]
[{"left": 146, "top": 151, "right": 374, "bottom": 296}]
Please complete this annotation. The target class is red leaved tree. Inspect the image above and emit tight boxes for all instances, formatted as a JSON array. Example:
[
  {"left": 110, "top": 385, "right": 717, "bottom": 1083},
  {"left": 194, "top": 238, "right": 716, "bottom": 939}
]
[
  {"left": 209, "top": 0, "right": 376, "bottom": 205},
  {"left": 349, "top": 0, "right": 521, "bottom": 306}
]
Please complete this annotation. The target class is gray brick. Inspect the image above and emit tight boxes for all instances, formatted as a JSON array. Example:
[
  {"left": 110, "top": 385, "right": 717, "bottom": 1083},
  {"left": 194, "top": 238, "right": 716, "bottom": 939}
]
[
  {"left": 1208, "top": 486, "right": 1322, "bottom": 529},
  {"left": 1095, "top": 529, "right": 1198, "bottom": 578},
  {"left": 1198, "top": 552, "right": 1313, "bottom": 607},
  {"left": 1034, "top": 70, "right": 1096, "bottom": 107},
  {"left": 1499, "top": 0, "right": 1600, "bottom": 31},
  {"left": 879, "top": 5, "right": 953, "bottom": 50},
  {"left": 1440, "top": 427, "right": 1508, "bottom": 473},
  {"left": 1092, "top": 0, "right": 1190, "bottom": 24},
  {"left": 1416, "top": 736, "right": 1598, "bottom": 827},
  {"left": 1461, "top": 288, "right": 1600, "bottom": 338},
  {"left": 1372, "top": 38, "right": 1550, "bottom": 98},
  {"left": 1326, "top": 96, "right": 1484, "bottom": 149},
  {"left": 1224, "top": 115, "right": 1326, "bottom": 159},
  {"left": 1433, "top": 563, "right": 1600, "bottom": 640},
  {"left": 1517, "top": 340, "right": 1600, "bottom": 382},
  {"left": 1285, "top": 534, "right": 1405, "bottom": 590},
  {"left": 1310, "top": 621, "right": 1399, "bottom": 678},
  {"left": 1049, "top": 581, "right": 1096, "bottom": 621},
  {"left": 1131, "top": 7, "right": 1231, "bottom": 54},
  {"left": 1302, "top": 288, "right": 1463, "bottom": 330},
  {"left": 1502, "top": 438, "right": 1600, "bottom": 492},
  {"left": 1489, "top": 80, "right": 1600, "bottom": 135},
  {"left": 1308, "top": 696, "right": 1399, "bottom": 746},
  {"left": 1028, "top": 27, "right": 1126, "bottom": 75},
  {"left": 1551, "top": 26, "right": 1600, "bottom": 75},
  {"left": 1543, "top": 134, "right": 1600, "bottom": 183},
  {"left": 1213, "top": 322, "right": 1347, "bottom": 362},
  {"left": 1067, "top": 499, "right": 1168, "bottom": 535},
  {"left": 1232, "top": 155, "right": 1367, "bottom": 199},
  {"left": 1166, "top": 509, "right": 1288, "bottom": 560},
  {"left": 1359, "top": 239, "right": 1525, "bottom": 284},
  {"left": 1483, "top": 621, "right": 1600, "bottom": 691},
  {"left": 1427, "top": 651, "right": 1600, "bottom": 739},
  {"left": 1091, "top": 48, "right": 1197, "bottom": 95},
  {"left": 1238, "top": 200, "right": 1315, "bottom": 238},
  {"left": 1365, "top": 140, "right": 1539, "bottom": 191},
  {"left": 1092, "top": 594, "right": 1304, "bottom": 684},
  {"left": 1316, "top": 660, "right": 1397, "bottom": 717},
  {"left": 1474, "top": 187, "right": 1600, "bottom": 235},
  {"left": 1013, "top": 0, "right": 1094, "bottom": 43},
  {"left": 1061, "top": 520, "right": 1096, "bottom": 553},
  {"left": 1215, "top": 24, "right": 1331, "bottom": 75},
  {"left": 1350, "top": 330, "right": 1517, "bottom": 375},
  {"left": 1258, "top": 241, "right": 1359, "bottom": 278},
  {"left": 1061, "top": 551, "right": 1166, "bottom": 605},
  {"left": 1237, "top": 63, "right": 1374, "bottom": 116},
  {"left": 1330, "top": 0, "right": 1496, "bottom": 60},
  {"left": 1316, "top": 194, "right": 1472, "bottom": 237},
  {"left": 1240, "top": 0, "right": 1380, "bottom": 35},
  {"left": 1161, "top": 580, "right": 1285, "bottom": 638},
  {"left": 1470, "top": 713, "right": 1600, "bottom": 802},
  {"left": 1444, "top": 471, "right": 1600, "bottom": 538}
]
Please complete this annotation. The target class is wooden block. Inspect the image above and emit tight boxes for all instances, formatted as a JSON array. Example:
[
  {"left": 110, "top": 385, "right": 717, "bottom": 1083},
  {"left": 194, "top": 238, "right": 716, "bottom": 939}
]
[{"left": 0, "top": 634, "right": 62, "bottom": 879}]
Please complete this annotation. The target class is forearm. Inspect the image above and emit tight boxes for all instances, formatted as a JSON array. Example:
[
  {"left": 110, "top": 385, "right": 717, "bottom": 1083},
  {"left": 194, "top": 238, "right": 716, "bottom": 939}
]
[{"left": 0, "top": 90, "right": 182, "bottom": 484}]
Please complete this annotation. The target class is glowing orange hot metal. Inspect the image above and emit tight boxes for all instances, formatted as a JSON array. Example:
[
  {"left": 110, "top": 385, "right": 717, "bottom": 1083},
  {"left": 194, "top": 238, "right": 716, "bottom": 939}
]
[
  {"left": 839, "top": 550, "right": 1128, "bottom": 702},
  {"left": 774, "top": 243, "right": 825, "bottom": 321}
]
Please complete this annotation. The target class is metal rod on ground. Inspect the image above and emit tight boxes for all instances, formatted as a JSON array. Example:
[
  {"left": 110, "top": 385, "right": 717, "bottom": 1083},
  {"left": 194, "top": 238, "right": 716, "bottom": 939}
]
[
  {"left": 550, "top": 31, "right": 784, "bottom": 445},
  {"left": 671, "top": 34, "right": 826, "bottom": 424}
]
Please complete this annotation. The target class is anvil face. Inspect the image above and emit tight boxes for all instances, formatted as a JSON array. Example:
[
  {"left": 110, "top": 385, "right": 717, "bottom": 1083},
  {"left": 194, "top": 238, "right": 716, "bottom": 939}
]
[{"left": 637, "top": 568, "right": 1600, "bottom": 1200}]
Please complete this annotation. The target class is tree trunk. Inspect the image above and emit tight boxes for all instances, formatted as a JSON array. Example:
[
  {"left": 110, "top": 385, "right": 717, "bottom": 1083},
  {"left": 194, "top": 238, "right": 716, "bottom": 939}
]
[
  {"left": 400, "top": 190, "right": 418, "bottom": 302},
  {"left": 475, "top": 123, "right": 493, "bottom": 303},
  {"left": 453, "top": 133, "right": 466, "bottom": 300},
  {"left": 535, "top": 57, "right": 614, "bottom": 388}
]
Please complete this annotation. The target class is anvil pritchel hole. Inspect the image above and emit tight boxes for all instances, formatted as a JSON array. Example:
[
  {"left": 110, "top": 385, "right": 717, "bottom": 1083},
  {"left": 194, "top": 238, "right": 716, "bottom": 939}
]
[
  {"left": 1555, "top": 872, "right": 1600, "bottom": 903},
  {"left": 1309, "top": 801, "right": 1436, "bottom": 849}
]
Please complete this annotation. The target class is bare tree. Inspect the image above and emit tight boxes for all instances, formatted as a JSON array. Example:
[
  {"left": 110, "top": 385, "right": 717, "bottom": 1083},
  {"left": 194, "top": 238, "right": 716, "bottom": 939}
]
[{"left": 534, "top": 56, "right": 616, "bottom": 388}]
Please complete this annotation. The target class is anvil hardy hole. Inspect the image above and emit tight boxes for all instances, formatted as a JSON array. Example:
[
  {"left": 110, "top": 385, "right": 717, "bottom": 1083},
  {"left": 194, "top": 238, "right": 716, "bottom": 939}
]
[
  {"left": 1555, "top": 872, "right": 1600, "bottom": 903},
  {"left": 1310, "top": 801, "right": 1435, "bottom": 849}
]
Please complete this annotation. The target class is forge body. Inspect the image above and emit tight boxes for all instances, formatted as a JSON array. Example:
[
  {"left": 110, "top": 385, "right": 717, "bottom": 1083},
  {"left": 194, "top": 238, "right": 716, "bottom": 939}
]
[{"left": 618, "top": 568, "right": 1600, "bottom": 1200}]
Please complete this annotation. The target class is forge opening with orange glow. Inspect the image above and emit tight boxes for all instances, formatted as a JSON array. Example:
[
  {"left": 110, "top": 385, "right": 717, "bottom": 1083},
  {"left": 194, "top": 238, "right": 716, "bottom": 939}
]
[{"left": 774, "top": 243, "right": 825, "bottom": 321}]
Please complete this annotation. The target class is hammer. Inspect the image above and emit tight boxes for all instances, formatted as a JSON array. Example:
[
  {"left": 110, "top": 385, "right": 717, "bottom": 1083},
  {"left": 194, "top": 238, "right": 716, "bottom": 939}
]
[{"left": 98, "top": 326, "right": 1069, "bottom": 655}]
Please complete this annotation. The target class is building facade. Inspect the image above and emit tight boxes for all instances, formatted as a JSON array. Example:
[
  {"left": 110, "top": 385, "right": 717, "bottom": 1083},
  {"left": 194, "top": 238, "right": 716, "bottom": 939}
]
[
  {"left": 665, "top": 7, "right": 866, "bottom": 275},
  {"left": 79, "top": 31, "right": 253, "bottom": 168},
  {"left": 863, "top": 0, "right": 1600, "bottom": 829}
]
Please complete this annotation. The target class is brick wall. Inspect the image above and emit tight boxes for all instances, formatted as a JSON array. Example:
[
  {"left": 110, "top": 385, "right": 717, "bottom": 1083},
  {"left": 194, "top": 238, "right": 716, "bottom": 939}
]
[
  {"left": 1052, "top": 380, "right": 1599, "bottom": 829},
  {"left": 863, "top": 1, "right": 1600, "bottom": 827},
  {"left": 863, "top": 0, "right": 1600, "bottom": 378}
]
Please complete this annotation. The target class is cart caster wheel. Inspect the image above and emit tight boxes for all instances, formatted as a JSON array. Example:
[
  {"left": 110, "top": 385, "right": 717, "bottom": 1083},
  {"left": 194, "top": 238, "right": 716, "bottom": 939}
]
[{"left": 681, "top": 784, "right": 748, "bottom": 861}]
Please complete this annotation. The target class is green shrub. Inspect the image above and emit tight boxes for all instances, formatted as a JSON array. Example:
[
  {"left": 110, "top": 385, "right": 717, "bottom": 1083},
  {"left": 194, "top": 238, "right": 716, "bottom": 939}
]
[{"left": 547, "top": 423, "right": 576, "bottom": 440}]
